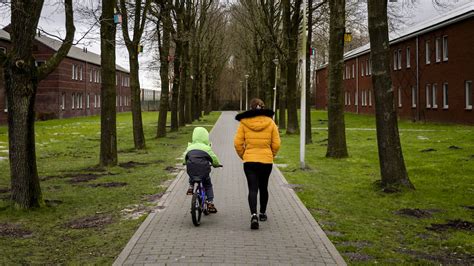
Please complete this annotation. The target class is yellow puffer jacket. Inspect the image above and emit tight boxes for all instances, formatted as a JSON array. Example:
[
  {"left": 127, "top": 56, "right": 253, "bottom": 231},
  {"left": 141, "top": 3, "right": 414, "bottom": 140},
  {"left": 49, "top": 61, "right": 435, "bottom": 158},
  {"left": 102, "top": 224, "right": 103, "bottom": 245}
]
[{"left": 234, "top": 109, "right": 281, "bottom": 163}]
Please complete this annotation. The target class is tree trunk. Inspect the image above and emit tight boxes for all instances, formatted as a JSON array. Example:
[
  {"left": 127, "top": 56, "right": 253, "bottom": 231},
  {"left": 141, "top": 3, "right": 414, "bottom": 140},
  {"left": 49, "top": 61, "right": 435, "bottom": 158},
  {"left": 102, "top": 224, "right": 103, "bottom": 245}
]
[
  {"left": 157, "top": 2, "right": 172, "bottom": 138},
  {"left": 4, "top": 0, "right": 75, "bottom": 209},
  {"left": 279, "top": 62, "right": 287, "bottom": 129},
  {"left": 326, "top": 0, "right": 348, "bottom": 158},
  {"left": 170, "top": 40, "right": 181, "bottom": 132},
  {"left": 184, "top": 41, "right": 193, "bottom": 124},
  {"left": 367, "top": 0, "right": 414, "bottom": 190},
  {"left": 129, "top": 56, "right": 145, "bottom": 148},
  {"left": 100, "top": 0, "right": 118, "bottom": 167}
]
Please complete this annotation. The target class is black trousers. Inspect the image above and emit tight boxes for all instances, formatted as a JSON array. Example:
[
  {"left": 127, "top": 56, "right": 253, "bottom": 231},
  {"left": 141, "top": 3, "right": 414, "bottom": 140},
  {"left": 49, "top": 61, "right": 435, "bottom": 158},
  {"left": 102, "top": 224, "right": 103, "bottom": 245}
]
[{"left": 244, "top": 162, "right": 273, "bottom": 214}]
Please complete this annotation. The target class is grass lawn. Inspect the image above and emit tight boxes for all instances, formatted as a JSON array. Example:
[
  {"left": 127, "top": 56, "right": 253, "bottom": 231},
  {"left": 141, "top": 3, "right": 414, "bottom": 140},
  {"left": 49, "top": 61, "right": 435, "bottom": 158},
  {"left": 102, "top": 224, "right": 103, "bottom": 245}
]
[
  {"left": 276, "top": 110, "right": 473, "bottom": 265},
  {"left": 0, "top": 111, "right": 220, "bottom": 264}
]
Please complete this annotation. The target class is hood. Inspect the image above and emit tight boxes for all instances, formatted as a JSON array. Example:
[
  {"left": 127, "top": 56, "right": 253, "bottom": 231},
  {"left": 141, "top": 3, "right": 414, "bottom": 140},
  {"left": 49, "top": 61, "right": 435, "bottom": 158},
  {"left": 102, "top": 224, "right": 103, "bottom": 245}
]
[
  {"left": 236, "top": 109, "right": 274, "bottom": 132},
  {"left": 235, "top": 109, "right": 274, "bottom": 121},
  {"left": 192, "top": 127, "right": 210, "bottom": 145}
]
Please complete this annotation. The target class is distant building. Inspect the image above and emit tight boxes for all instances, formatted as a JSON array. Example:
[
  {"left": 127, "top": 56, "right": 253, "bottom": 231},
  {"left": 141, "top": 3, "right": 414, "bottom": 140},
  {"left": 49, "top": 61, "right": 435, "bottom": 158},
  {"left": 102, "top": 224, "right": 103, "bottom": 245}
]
[
  {"left": 0, "top": 28, "right": 131, "bottom": 124},
  {"left": 314, "top": 3, "right": 474, "bottom": 124}
]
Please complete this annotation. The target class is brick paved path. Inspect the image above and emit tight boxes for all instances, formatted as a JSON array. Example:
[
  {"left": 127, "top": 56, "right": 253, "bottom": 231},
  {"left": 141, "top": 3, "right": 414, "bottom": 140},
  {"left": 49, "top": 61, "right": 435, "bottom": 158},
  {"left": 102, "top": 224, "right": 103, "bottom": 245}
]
[{"left": 114, "top": 112, "right": 346, "bottom": 265}]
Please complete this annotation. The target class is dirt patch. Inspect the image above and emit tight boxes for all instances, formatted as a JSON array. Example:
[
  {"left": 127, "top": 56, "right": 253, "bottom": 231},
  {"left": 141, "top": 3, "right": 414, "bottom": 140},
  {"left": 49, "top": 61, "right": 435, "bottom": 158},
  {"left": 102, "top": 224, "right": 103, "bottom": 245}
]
[
  {"left": 68, "top": 173, "right": 102, "bottom": 183},
  {"left": 394, "top": 208, "right": 437, "bottom": 218},
  {"left": 398, "top": 248, "right": 474, "bottom": 265},
  {"left": 87, "top": 182, "right": 128, "bottom": 188},
  {"left": 343, "top": 252, "right": 373, "bottom": 262},
  {"left": 121, "top": 204, "right": 166, "bottom": 220},
  {"left": 45, "top": 199, "right": 63, "bottom": 207},
  {"left": 65, "top": 215, "right": 113, "bottom": 229},
  {"left": 325, "top": 230, "right": 344, "bottom": 237},
  {"left": 0, "top": 223, "right": 33, "bottom": 238},
  {"left": 39, "top": 175, "right": 61, "bottom": 181},
  {"left": 165, "top": 166, "right": 180, "bottom": 174},
  {"left": 309, "top": 208, "right": 330, "bottom": 216},
  {"left": 0, "top": 187, "right": 10, "bottom": 194},
  {"left": 144, "top": 192, "right": 165, "bottom": 202},
  {"left": 81, "top": 166, "right": 107, "bottom": 172},
  {"left": 448, "top": 145, "right": 462, "bottom": 150},
  {"left": 317, "top": 138, "right": 328, "bottom": 143},
  {"left": 427, "top": 219, "right": 473, "bottom": 232},
  {"left": 421, "top": 148, "right": 437, "bottom": 152},
  {"left": 461, "top": 205, "right": 474, "bottom": 210},
  {"left": 118, "top": 161, "right": 149, "bottom": 169}
]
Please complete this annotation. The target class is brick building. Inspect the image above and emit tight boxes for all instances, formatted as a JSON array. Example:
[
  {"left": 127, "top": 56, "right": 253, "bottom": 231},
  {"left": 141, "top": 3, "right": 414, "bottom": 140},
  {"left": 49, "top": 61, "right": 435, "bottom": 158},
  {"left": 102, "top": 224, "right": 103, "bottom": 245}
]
[
  {"left": 0, "top": 28, "right": 131, "bottom": 124},
  {"left": 314, "top": 3, "right": 474, "bottom": 124}
]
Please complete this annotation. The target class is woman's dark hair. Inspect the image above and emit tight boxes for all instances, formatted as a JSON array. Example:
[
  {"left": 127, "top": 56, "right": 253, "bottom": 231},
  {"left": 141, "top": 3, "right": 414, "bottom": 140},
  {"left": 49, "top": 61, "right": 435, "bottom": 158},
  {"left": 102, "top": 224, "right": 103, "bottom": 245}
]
[{"left": 250, "top": 98, "right": 265, "bottom": 110}]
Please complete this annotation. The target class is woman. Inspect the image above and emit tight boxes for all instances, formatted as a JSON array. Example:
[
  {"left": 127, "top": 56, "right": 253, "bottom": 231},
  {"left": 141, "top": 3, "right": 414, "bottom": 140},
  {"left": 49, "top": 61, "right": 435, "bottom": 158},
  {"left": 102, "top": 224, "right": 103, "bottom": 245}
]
[{"left": 234, "top": 98, "right": 281, "bottom": 230}]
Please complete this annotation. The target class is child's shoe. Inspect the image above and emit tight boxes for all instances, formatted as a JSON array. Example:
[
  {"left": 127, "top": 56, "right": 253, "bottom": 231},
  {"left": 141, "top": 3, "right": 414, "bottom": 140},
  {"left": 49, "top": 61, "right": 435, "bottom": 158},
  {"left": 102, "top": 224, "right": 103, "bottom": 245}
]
[
  {"left": 186, "top": 185, "right": 193, "bottom": 195},
  {"left": 207, "top": 201, "right": 217, "bottom": 213},
  {"left": 250, "top": 213, "right": 259, "bottom": 229}
]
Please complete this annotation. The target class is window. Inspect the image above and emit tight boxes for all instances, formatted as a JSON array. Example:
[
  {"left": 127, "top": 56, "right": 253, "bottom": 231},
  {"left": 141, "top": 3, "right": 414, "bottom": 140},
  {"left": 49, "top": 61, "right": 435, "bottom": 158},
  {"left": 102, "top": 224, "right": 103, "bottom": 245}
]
[
  {"left": 98, "top": 95, "right": 101, "bottom": 108},
  {"left": 412, "top": 86, "right": 417, "bottom": 108},
  {"left": 369, "top": 59, "right": 372, "bottom": 75},
  {"left": 116, "top": 96, "right": 118, "bottom": 107},
  {"left": 345, "top": 92, "right": 348, "bottom": 106},
  {"left": 348, "top": 92, "right": 351, "bottom": 105},
  {"left": 432, "top": 84, "right": 438, "bottom": 108},
  {"left": 393, "top": 51, "right": 398, "bottom": 70},
  {"left": 120, "top": 96, "right": 123, "bottom": 107},
  {"left": 443, "top": 83, "right": 448, "bottom": 109},
  {"left": 4, "top": 96, "right": 8, "bottom": 112},
  {"left": 398, "top": 49, "right": 402, "bottom": 70},
  {"left": 116, "top": 74, "right": 119, "bottom": 85},
  {"left": 436, "top": 37, "right": 441, "bottom": 62},
  {"left": 398, "top": 87, "right": 402, "bottom": 107},
  {"left": 86, "top": 93, "right": 90, "bottom": 109},
  {"left": 61, "top": 93, "right": 65, "bottom": 110},
  {"left": 352, "top": 64, "right": 355, "bottom": 78},
  {"left": 443, "top": 36, "right": 448, "bottom": 61},
  {"left": 355, "top": 92, "right": 358, "bottom": 106},
  {"left": 89, "top": 69, "right": 93, "bottom": 82},
  {"left": 425, "top": 41, "right": 431, "bottom": 64},
  {"left": 346, "top": 66, "right": 350, "bottom": 79},
  {"left": 72, "top": 64, "right": 76, "bottom": 80},
  {"left": 406, "top": 47, "right": 411, "bottom": 68},
  {"left": 425, "top": 84, "right": 431, "bottom": 108},
  {"left": 369, "top": 90, "right": 372, "bottom": 106},
  {"left": 361, "top": 63, "right": 365, "bottom": 76},
  {"left": 72, "top": 93, "right": 75, "bottom": 109},
  {"left": 79, "top": 94, "right": 83, "bottom": 109},
  {"left": 94, "top": 94, "right": 97, "bottom": 108},
  {"left": 79, "top": 65, "right": 83, "bottom": 81},
  {"left": 366, "top": 59, "right": 369, "bottom": 75},
  {"left": 466, "top": 81, "right": 472, "bottom": 110}
]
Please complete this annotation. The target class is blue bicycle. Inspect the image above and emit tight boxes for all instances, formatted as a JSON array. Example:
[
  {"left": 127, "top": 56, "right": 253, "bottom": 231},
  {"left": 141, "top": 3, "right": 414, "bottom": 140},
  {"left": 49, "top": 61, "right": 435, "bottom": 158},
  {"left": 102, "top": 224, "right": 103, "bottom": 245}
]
[{"left": 190, "top": 165, "right": 222, "bottom": 226}]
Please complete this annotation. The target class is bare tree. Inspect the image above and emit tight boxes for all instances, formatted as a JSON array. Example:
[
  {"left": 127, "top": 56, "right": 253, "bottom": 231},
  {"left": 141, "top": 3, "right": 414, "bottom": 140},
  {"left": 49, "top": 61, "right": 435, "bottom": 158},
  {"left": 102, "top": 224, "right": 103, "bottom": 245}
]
[
  {"left": 326, "top": 0, "right": 348, "bottom": 158},
  {"left": 367, "top": 0, "right": 414, "bottom": 190},
  {"left": 100, "top": 0, "right": 118, "bottom": 167},
  {"left": 119, "top": 0, "right": 151, "bottom": 149},
  {"left": 0, "top": 0, "right": 75, "bottom": 209}
]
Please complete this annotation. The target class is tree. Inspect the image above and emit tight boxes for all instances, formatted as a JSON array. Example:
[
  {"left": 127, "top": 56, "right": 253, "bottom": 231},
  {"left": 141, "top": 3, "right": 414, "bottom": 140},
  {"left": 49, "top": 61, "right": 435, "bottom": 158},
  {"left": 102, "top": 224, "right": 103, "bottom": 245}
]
[
  {"left": 326, "top": 0, "right": 348, "bottom": 158},
  {"left": 367, "top": 0, "right": 414, "bottom": 190},
  {"left": 0, "top": 0, "right": 75, "bottom": 208},
  {"left": 156, "top": 0, "right": 172, "bottom": 138},
  {"left": 119, "top": 0, "right": 151, "bottom": 149},
  {"left": 100, "top": 0, "right": 118, "bottom": 167}
]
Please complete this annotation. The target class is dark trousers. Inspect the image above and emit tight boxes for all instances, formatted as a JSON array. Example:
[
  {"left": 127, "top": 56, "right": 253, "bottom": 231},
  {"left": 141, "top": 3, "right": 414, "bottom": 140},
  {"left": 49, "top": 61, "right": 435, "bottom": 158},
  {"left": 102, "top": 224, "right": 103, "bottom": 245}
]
[
  {"left": 189, "top": 176, "right": 214, "bottom": 201},
  {"left": 244, "top": 162, "right": 273, "bottom": 214}
]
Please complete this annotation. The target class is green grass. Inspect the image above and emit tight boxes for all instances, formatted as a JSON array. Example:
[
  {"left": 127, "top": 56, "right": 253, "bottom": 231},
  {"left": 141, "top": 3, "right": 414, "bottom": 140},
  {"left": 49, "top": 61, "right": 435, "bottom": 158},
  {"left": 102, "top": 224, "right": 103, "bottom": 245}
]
[
  {"left": 0, "top": 112, "right": 220, "bottom": 264},
  {"left": 277, "top": 111, "right": 474, "bottom": 265}
]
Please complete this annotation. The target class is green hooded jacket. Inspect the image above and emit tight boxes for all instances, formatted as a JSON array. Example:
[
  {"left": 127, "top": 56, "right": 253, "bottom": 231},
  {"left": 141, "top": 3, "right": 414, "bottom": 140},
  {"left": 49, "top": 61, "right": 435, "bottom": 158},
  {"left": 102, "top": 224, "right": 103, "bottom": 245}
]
[{"left": 183, "top": 127, "right": 220, "bottom": 166}]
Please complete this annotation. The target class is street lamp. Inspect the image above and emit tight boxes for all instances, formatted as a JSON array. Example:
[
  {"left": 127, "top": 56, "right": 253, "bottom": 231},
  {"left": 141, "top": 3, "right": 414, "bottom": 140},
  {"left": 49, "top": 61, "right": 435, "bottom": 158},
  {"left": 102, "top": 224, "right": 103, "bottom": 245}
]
[
  {"left": 245, "top": 74, "right": 249, "bottom": 110},
  {"left": 272, "top": 58, "right": 279, "bottom": 116},
  {"left": 239, "top": 80, "right": 243, "bottom": 112}
]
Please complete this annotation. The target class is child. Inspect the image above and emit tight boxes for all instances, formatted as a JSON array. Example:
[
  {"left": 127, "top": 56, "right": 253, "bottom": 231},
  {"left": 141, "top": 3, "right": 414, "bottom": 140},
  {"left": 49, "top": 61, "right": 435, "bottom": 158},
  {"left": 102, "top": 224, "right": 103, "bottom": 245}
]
[{"left": 183, "top": 127, "right": 221, "bottom": 213}]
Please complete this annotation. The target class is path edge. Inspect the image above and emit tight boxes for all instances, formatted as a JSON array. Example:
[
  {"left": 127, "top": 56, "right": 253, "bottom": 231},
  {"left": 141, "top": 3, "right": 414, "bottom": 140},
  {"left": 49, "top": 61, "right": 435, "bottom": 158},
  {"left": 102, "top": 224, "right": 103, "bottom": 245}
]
[{"left": 273, "top": 166, "right": 347, "bottom": 266}]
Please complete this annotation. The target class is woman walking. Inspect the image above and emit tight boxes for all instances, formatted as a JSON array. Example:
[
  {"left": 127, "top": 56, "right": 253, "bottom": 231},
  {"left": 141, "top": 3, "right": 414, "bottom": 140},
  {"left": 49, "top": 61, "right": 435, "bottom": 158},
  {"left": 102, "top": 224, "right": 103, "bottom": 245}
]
[{"left": 234, "top": 98, "right": 281, "bottom": 229}]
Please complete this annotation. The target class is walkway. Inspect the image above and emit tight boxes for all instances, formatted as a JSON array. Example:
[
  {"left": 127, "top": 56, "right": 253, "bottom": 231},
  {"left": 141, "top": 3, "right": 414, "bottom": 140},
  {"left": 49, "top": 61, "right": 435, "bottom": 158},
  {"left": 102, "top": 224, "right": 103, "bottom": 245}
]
[{"left": 114, "top": 111, "right": 346, "bottom": 265}]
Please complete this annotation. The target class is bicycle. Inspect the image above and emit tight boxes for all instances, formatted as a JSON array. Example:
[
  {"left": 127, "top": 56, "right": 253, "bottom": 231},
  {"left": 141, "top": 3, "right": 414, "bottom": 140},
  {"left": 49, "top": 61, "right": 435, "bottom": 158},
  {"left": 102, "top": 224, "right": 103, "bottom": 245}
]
[{"left": 190, "top": 165, "right": 222, "bottom": 226}]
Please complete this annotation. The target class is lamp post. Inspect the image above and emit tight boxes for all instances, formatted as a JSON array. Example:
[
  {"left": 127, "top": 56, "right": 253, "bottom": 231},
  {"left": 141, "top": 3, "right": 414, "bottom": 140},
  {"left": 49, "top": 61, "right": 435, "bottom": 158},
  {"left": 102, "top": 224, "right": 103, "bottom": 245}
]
[
  {"left": 245, "top": 74, "right": 249, "bottom": 110},
  {"left": 300, "top": 0, "right": 307, "bottom": 169},
  {"left": 239, "top": 80, "right": 243, "bottom": 111},
  {"left": 272, "top": 58, "right": 279, "bottom": 116}
]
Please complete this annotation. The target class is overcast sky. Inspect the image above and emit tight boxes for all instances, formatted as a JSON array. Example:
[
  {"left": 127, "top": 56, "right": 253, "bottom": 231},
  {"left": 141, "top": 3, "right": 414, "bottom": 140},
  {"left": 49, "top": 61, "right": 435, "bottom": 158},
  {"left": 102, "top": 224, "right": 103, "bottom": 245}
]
[{"left": 0, "top": 0, "right": 473, "bottom": 90}]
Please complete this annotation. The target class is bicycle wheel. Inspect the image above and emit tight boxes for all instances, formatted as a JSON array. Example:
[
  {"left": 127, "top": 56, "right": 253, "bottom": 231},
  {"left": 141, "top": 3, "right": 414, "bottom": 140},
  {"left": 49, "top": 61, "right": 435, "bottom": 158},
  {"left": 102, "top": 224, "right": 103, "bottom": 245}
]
[{"left": 191, "top": 192, "right": 202, "bottom": 226}]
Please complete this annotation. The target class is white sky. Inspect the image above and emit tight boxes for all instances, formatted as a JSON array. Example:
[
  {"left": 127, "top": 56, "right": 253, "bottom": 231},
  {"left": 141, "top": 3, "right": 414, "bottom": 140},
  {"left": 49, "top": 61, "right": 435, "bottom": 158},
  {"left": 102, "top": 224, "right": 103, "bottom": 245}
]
[{"left": 0, "top": 0, "right": 473, "bottom": 90}]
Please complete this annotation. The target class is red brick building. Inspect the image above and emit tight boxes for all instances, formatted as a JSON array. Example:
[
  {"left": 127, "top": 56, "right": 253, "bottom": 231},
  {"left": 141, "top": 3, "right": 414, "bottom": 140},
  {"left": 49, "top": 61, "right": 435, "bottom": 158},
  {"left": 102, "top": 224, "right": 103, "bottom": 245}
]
[
  {"left": 0, "top": 29, "right": 131, "bottom": 124},
  {"left": 314, "top": 3, "right": 474, "bottom": 124}
]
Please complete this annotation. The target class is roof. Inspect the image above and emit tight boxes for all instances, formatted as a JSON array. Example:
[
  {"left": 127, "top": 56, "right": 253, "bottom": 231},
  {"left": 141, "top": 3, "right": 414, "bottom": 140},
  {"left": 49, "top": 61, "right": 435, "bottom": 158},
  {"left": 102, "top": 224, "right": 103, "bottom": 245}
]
[
  {"left": 343, "top": 2, "right": 474, "bottom": 60},
  {"left": 0, "top": 28, "right": 129, "bottom": 73}
]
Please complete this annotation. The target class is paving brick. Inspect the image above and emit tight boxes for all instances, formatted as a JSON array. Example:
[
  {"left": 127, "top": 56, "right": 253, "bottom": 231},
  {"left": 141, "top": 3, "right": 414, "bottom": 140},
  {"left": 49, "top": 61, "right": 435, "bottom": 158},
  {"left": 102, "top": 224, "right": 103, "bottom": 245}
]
[{"left": 114, "top": 112, "right": 346, "bottom": 266}]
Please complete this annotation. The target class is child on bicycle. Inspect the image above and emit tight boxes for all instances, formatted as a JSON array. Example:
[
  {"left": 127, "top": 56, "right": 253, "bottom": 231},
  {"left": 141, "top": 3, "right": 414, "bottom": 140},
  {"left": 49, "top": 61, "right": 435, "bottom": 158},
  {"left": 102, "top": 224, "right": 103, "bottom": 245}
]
[{"left": 183, "top": 127, "right": 221, "bottom": 213}]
